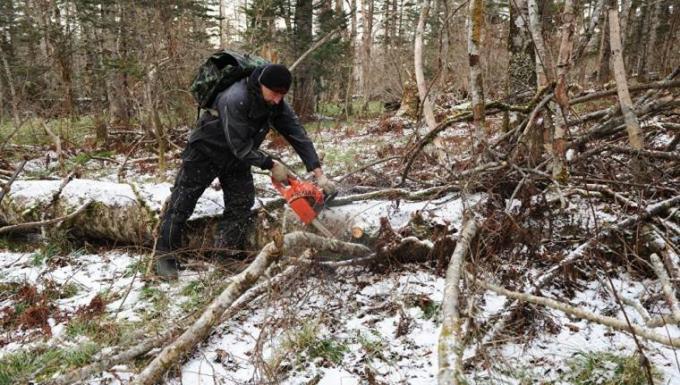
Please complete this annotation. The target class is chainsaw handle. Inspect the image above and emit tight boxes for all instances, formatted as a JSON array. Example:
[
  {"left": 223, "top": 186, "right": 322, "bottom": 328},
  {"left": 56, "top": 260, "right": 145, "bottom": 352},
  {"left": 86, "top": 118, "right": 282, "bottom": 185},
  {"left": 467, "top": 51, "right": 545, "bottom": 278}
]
[{"left": 271, "top": 175, "right": 300, "bottom": 195}]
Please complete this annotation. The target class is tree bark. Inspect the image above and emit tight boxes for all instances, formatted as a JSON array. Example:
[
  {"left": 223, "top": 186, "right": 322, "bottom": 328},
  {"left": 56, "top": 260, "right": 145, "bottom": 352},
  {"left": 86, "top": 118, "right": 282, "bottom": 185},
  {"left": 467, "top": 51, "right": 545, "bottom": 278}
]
[
  {"left": 608, "top": 8, "right": 644, "bottom": 150},
  {"left": 360, "top": 0, "right": 374, "bottom": 111},
  {"left": 293, "top": 0, "right": 315, "bottom": 120},
  {"left": 551, "top": 0, "right": 576, "bottom": 181},
  {"left": 438, "top": 217, "right": 478, "bottom": 385},
  {"left": 643, "top": 0, "right": 663, "bottom": 78},
  {"left": 467, "top": 0, "right": 485, "bottom": 144},
  {"left": 527, "top": 0, "right": 554, "bottom": 86},
  {"left": 414, "top": 0, "right": 437, "bottom": 131},
  {"left": 507, "top": 0, "right": 535, "bottom": 97},
  {"left": 0, "top": 43, "right": 20, "bottom": 127}
]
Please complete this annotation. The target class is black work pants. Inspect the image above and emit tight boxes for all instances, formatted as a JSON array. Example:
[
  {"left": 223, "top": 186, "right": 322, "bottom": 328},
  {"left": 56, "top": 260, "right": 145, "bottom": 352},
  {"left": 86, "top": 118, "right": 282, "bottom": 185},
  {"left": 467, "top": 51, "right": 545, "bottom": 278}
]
[{"left": 157, "top": 143, "right": 255, "bottom": 254}]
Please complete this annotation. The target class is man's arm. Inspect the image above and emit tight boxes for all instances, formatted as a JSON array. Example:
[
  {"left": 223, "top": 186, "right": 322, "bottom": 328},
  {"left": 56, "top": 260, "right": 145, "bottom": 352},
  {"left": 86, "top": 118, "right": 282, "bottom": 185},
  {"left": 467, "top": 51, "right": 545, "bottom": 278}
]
[
  {"left": 271, "top": 102, "right": 321, "bottom": 172},
  {"left": 215, "top": 90, "right": 274, "bottom": 170}
]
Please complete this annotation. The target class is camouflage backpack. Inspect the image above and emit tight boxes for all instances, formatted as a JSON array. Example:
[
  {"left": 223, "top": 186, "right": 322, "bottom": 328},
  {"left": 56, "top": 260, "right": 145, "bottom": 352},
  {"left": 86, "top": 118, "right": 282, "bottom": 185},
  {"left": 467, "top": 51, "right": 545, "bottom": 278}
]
[{"left": 189, "top": 49, "right": 269, "bottom": 110}]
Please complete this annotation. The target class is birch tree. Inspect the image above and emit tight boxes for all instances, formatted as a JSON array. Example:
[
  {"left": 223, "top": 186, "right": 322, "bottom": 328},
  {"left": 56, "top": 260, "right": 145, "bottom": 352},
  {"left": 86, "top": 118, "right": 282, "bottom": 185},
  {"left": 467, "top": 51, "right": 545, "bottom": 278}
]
[
  {"left": 552, "top": 0, "right": 576, "bottom": 181},
  {"left": 467, "top": 0, "right": 485, "bottom": 144},
  {"left": 415, "top": 0, "right": 437, "bottom": 131},
  {"left": 608, "top": 7, "right": 644, "bottom": 150}
]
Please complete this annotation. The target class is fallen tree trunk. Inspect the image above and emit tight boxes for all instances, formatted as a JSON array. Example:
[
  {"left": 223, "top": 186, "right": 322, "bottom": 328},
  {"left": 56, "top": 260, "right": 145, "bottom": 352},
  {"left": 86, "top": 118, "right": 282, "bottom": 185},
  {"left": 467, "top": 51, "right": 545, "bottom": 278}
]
[
  {"left": 438, "top": 216, "right": 478, "bottom": 385},
  {"left": 2, "top": 178, "right": 469, "bottom": 250},
  {"left": 131, "top": 232, "right": 371, "bottom": 385}
]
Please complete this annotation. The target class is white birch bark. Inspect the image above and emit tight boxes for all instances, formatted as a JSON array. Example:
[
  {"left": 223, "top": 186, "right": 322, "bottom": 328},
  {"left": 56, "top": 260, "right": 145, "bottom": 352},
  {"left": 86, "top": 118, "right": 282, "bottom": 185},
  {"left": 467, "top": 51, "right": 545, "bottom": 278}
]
[
  {"left": 415, "top": 0, "right": 437, "bottom": 131},
  {"left": 527, "top": 0, "right": 554, "bottom": 87},
  {"left": 650, "top": 253, "right": 680, "bottom": 322},
  {"left": 608, "top": 8, "right": 644, "bottom": 150},
  {"left": 552, "top": 0, "right": 576, "bottom": 181},
  {"left": 438, "top": 217, "right": 478, "bottom": 385},
  {"left": 467, "top": 0, "right": 485, "bottom": 144}
]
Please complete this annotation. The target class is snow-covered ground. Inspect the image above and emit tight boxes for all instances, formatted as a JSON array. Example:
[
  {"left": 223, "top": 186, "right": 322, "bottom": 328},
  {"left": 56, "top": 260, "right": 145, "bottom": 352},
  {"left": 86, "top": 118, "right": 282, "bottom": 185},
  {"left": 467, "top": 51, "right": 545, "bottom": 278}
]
[{"left": 2, "top": 119, "right": 680, "bottom": 384}]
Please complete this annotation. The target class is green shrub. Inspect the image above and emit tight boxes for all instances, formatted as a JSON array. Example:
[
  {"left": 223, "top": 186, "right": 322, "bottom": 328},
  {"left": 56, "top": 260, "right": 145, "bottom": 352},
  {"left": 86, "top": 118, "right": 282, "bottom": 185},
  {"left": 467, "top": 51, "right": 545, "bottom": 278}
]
[{"left": 565, "top": 351, "right": 661, "bottom": 385}]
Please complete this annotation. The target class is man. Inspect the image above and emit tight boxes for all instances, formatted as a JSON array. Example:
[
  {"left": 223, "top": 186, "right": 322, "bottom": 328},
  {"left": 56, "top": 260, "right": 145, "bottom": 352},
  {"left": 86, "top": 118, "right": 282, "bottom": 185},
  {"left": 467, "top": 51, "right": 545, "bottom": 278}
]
[{"left": 155, "top": 63, "right": 334, "bottom": 279}]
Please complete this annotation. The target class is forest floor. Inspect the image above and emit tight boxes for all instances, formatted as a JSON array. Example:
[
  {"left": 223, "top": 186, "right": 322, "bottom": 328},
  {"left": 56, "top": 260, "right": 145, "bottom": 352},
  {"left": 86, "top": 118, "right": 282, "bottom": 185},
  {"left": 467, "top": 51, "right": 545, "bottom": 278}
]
[{"left": 1, "top": 100, "right": 679, "bottom": 385}]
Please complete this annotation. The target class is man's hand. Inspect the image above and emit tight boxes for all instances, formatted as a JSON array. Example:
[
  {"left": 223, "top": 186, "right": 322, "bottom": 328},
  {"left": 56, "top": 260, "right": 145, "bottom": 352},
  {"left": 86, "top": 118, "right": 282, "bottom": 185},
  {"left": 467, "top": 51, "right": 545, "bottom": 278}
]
[
  {"left": 271, "top": 160, "right": 289, "bottom": 182},
  {"left": 316, "top": 174, "right": 337, "bottom": 195}
]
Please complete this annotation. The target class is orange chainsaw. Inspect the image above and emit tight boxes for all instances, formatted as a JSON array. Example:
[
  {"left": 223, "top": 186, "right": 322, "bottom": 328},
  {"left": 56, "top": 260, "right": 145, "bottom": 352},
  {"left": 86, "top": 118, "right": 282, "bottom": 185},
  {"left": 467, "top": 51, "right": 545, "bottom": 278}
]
[{"left": 272, "top": 175, "right": 336, "bottom": 238}]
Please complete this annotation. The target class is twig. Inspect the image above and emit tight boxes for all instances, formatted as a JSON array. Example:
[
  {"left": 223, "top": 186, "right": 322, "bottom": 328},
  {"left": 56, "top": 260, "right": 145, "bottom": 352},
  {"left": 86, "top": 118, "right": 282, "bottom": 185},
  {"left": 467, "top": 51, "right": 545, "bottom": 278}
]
[
  {"left": 336, "top": 156, "right": 402, "bottom": 183},
  {"left": 472, "top": 277, "right": 680, "bottom": 347},
  {"left": 40, "top": 120, "right": 64, "bottom": 173},
  {"left": 0, "top": 201, "right": 92, "bottom": 234},
  {"left": 570, "top": 79, "right": 680, "bottom": 105},
  {"left": 289, "top": 26, "right": 342, "bottom": 72},
  {"left": 0, "top": 159, "right": 27, "bottom": 205},
  {"left": 604, "top": 270, "right": 655, "bottom": 385}
]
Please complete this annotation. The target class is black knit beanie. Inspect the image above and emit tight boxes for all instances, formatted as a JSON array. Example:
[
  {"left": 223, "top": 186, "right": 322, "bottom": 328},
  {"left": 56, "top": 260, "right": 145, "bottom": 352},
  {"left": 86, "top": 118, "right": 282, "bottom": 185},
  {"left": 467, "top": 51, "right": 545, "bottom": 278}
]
[{"left": 258, "top": 64, "right": 292, "bottom": 94}]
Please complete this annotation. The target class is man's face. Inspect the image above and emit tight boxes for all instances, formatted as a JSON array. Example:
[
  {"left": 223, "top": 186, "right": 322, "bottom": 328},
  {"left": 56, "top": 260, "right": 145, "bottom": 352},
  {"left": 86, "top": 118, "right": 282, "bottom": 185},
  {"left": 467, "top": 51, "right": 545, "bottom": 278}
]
[{"left": 261, "top": 85, "right": 286, "bottom": 106}]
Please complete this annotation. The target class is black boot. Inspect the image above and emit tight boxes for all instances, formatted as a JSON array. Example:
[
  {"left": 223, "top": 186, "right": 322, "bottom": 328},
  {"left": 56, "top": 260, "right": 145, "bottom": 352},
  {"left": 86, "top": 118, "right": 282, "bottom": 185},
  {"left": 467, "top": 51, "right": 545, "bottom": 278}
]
[{"left": 154, "top": 254, "right": 180, "bottom": 279}]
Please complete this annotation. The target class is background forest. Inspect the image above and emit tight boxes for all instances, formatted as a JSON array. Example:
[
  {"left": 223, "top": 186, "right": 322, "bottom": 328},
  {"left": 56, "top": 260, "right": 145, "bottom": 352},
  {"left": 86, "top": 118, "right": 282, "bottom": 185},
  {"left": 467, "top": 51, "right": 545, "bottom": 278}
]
[{"left": 1, "top": 0, "right": 675, "bottom": 142}]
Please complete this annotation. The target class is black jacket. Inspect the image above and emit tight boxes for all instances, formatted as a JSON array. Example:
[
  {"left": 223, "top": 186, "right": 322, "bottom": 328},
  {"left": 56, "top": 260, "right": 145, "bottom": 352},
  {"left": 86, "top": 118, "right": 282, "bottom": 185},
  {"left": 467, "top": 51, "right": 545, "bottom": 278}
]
[{"left": 188, "top": 66, "right": 321, "bottom": 172}]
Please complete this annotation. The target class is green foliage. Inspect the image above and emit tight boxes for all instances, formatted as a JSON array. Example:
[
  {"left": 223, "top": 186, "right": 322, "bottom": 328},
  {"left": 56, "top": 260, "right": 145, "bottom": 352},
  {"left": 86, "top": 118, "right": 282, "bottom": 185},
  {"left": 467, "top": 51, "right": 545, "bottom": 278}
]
[
  {"left": 565, "top": 352, "right": 660, "bottom": 385},
  {"left": 316, "top": 100, "right": 384, "bottom": 119},
  {"left": 140, "top": 285, "right": 169, "bottom": 315},
  {"left": 0, "top": 343, "right": 99, "bottom": 385},
  {"left": 59, "top": 282, "right": 80, "bottom": 299},
  {"left": 65, "top": 318, "right": 99, "bottom": 338},
  {"left": 357, "top": 331, "right": 386, "bottom": 360},
  {"left": 179, "top": 279, "right": 209, "bottom": 312},
  {"left": 30, "top": 244, "right": 59, "bottom": 267},
  {"left": 281, "top": 321, "right": 348, "bottom": 367},
  {"left": 419, "top": 300, "right": 440, "bottom": 321},
  {"left": 124, "top": 259, "right": 147, "bottom": 278},
  {"left": 307, "top": 338, "right": 348, "bottom": 365}
]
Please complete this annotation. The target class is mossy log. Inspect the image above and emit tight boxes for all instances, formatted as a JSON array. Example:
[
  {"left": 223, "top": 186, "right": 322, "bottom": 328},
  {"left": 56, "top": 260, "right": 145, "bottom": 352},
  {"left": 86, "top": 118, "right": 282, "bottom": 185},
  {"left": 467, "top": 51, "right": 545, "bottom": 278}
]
[{"left": 0, "top": 179, "right": 223, "bottom": 245}]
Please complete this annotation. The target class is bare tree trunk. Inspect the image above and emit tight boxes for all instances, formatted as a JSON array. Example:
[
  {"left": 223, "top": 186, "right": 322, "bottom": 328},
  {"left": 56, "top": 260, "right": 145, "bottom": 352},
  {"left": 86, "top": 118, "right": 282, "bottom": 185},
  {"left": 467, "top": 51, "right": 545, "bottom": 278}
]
[
  {"left": 644, "top": 0, "right": 663, "bottom": 78},
  {"left": 507, "top": 0, "right": 535, "bottom": 97},
  {"left": 360, "top": 0, "right": 374, "bottom": 111},
  {"left": 0, "top": 44, "right": 20, "bottom": 127},
  {"left": 527, "top": 0, "right": 554, "bottom": 86},
  {"left": 596, "top": 5, "right": 612, "bottom": 84},
  {"left": 632, "top": 1, "right": 652, "bottom": 80},
  {"left": 609, "top": 8, "right": 644, "bottom": 150},
  {"left": 293, "top": 0, "right": 315, "bottom": 120},
  {"left": 438, "top": 217, "right": 478, "bottom": 385},
  {"left": 551, "top": 0, "right": 576, "bottom": 181},
  {"left": 467, "top": 0, "right": 485, "bottom": 144},
  {"left": 619, "top": 0, "right": 632, "bottom": 47},
  {"left": 109, "top": 3, "right": 131, "bottom": 128},
  {"left": 415, "top": 0, "right": 437, "bottom": 131}
]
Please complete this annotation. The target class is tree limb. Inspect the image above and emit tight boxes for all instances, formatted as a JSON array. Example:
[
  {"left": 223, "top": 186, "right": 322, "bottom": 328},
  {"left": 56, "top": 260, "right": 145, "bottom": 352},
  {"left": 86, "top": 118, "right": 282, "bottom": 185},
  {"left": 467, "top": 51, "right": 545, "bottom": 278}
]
[
  {"left": 438, "top": 216, "right": 478, "bottom": 385},
  {"left": 0, "top": 159, "right": 26, "bottom": 206},
  {"left": 473, "top": 277, "right": 680, "bottom": 347}
]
